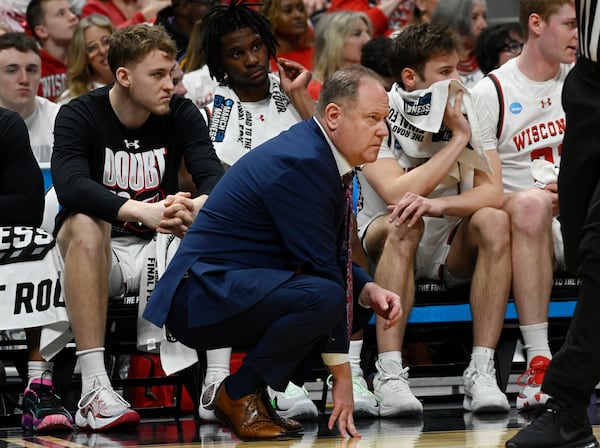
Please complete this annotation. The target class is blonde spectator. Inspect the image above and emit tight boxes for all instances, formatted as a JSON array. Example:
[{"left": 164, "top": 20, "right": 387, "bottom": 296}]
[
  {"left": 58, "top": 14, "right": 116, "bottom": 104},
  {"left": 308, "top": 10, "right": 372, "bottom": 99}
]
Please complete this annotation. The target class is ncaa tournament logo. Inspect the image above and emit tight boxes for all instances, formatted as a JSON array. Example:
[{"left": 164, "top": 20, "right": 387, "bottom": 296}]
[
  {"left": 210, "top": 95, "right": 234, "bottom": 142},
  {"left": 404, "top": 92, "right": 432, "bottom": 116},
  {"left": 510, "top": 102, "right": 522, "bottom": 114}
]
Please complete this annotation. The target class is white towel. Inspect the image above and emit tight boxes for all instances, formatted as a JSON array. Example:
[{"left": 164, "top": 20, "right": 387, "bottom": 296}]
[
  {"left": 531, "top": 159, "right": 559, "bottom": 188},
  {"left": 388, "top": 79, "right": 491, "bottom": 175},
  {"left": 137, "top": 233, "right": 199, "bottom": 375}
]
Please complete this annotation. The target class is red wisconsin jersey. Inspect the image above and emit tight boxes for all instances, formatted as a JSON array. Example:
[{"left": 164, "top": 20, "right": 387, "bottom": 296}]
[{"left": 38, "top": 49, "right": 67, "bottom": 103}]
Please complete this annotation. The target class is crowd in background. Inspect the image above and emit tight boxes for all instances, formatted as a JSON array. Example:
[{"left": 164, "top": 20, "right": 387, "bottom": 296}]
[{"left": 0, "top": 1, "right": 576, "bottom": 446}]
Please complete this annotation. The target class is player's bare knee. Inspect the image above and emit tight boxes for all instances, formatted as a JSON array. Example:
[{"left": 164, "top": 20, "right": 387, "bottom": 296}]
[
  {"left": 509, "top": 190, "right": 552, "bottom": 235},
  {"left": 57, "top": 214, "right": 111, "bottom": 257},
  {"left": 385, "top": 218, "right": 423, "bottom": 252},
  {"left": 472, "top": 208, "right": 510, "bottom": 252}
]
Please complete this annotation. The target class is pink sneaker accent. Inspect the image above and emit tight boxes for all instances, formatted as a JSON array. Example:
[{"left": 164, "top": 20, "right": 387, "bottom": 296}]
[{"left": 21, "top": 376, "right": 73, "bottom": 432}]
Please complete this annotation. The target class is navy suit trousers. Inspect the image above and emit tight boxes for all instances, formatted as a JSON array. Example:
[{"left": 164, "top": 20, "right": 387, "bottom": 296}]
[{"left": 166, "top": 274, "right": 352, "bottom": 391}]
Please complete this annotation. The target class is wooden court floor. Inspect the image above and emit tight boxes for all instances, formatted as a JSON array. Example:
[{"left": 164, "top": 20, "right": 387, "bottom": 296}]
[{"left": 2, "top": 405, "right": 600, "bottom": 448}]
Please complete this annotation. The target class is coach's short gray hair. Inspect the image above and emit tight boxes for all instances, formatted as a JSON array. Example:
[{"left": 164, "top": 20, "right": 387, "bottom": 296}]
[{"left": 315, "top": 65, "right": 383, "bottom": 117}]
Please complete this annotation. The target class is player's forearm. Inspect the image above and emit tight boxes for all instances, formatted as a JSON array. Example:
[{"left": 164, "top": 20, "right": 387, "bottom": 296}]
[
  {"left": 388, "top": 138, "right": 469, "bottom": 201},
  {"left": 192, "top": 195, "right": 209, "bottom": 216},
  {"left": 435, "top": 184, "right": 503, "bottom": 217},
  {"left": 116, "top": 199, "right": 147, "bottom": 224}
]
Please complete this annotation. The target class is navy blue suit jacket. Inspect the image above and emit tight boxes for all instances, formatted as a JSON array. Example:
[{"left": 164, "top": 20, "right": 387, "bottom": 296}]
[{"left": 143, "top": 118, "right": 372, "bottom": 353}]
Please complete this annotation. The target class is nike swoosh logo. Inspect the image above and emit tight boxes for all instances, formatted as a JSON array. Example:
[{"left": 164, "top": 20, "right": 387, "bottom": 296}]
[
  {"left": 558, "top": 426, "right": 595, "bottom": 444},
  {"left": 271, "top": 397, "right": 280, "bottom": 411}
]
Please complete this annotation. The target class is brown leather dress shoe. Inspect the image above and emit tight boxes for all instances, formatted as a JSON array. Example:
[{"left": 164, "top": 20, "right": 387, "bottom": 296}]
[
  {"left": 260, "top": 389, "right": 304, "bottom": 433},
  {"left": 214, "top": 382, "right": 286, "bottom": 439}
]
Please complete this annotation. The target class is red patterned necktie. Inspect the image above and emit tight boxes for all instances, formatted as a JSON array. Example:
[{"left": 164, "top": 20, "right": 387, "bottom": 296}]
[{"left": 342, "top": 171, "right": 354, "bottom": 340}]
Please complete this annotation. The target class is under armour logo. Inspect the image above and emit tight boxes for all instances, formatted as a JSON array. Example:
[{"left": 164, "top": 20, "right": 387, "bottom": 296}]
[
  {"left": 124, "top": 139, "right": 140, "bottom": 149},
  {"left": 540, "top": 98, "right": 552, "bottom": 108},
  {"left": 259, "top": 114, "right": 265, "bottom": 122}
]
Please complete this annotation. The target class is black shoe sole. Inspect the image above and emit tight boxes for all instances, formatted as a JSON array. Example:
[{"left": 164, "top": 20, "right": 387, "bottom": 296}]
[{"left": 506, "top": 435, "right": 598, "bottom": 448}]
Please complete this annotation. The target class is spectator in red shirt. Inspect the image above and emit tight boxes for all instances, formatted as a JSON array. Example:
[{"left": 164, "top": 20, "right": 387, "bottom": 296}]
[
  {"left": 81, "top": 0, "right": 171, "bottom": 27},
  {"left": 26, "top": 0, "right": 79, "bottom": 102},
  {"left": 261, "top": 0, "right": 315, "bottom": 72}
]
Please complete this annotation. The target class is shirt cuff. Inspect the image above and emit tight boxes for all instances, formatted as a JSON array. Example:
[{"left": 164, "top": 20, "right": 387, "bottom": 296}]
[
  {"left": 321, "top": 353, "right": 349, "bottom": 366},
  {"left": 358, "top": 296, "right": 371, "bottom": 309}
]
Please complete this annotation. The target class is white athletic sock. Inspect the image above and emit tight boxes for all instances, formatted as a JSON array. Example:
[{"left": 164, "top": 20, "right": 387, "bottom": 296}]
[
  {"left": 378, "top": 350, "right": 403, "bottom": 364},
  {"left": 349, "top": 339, "right": 363, "bottom": 378},
  {"left": 27, "top": 361, "right": 54, "bottom": 387},
  {"left": 470, "top": 346, "right": 495, "bottom": 372},
  {"left": 520, "top": 322, "right": 552, "bottom": 365},
  {"left": 76, "top": 347, "right": 111, "bottom": 394},
  {"left": 205, "top": 347, "right": 231, "bottom": 382}
]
